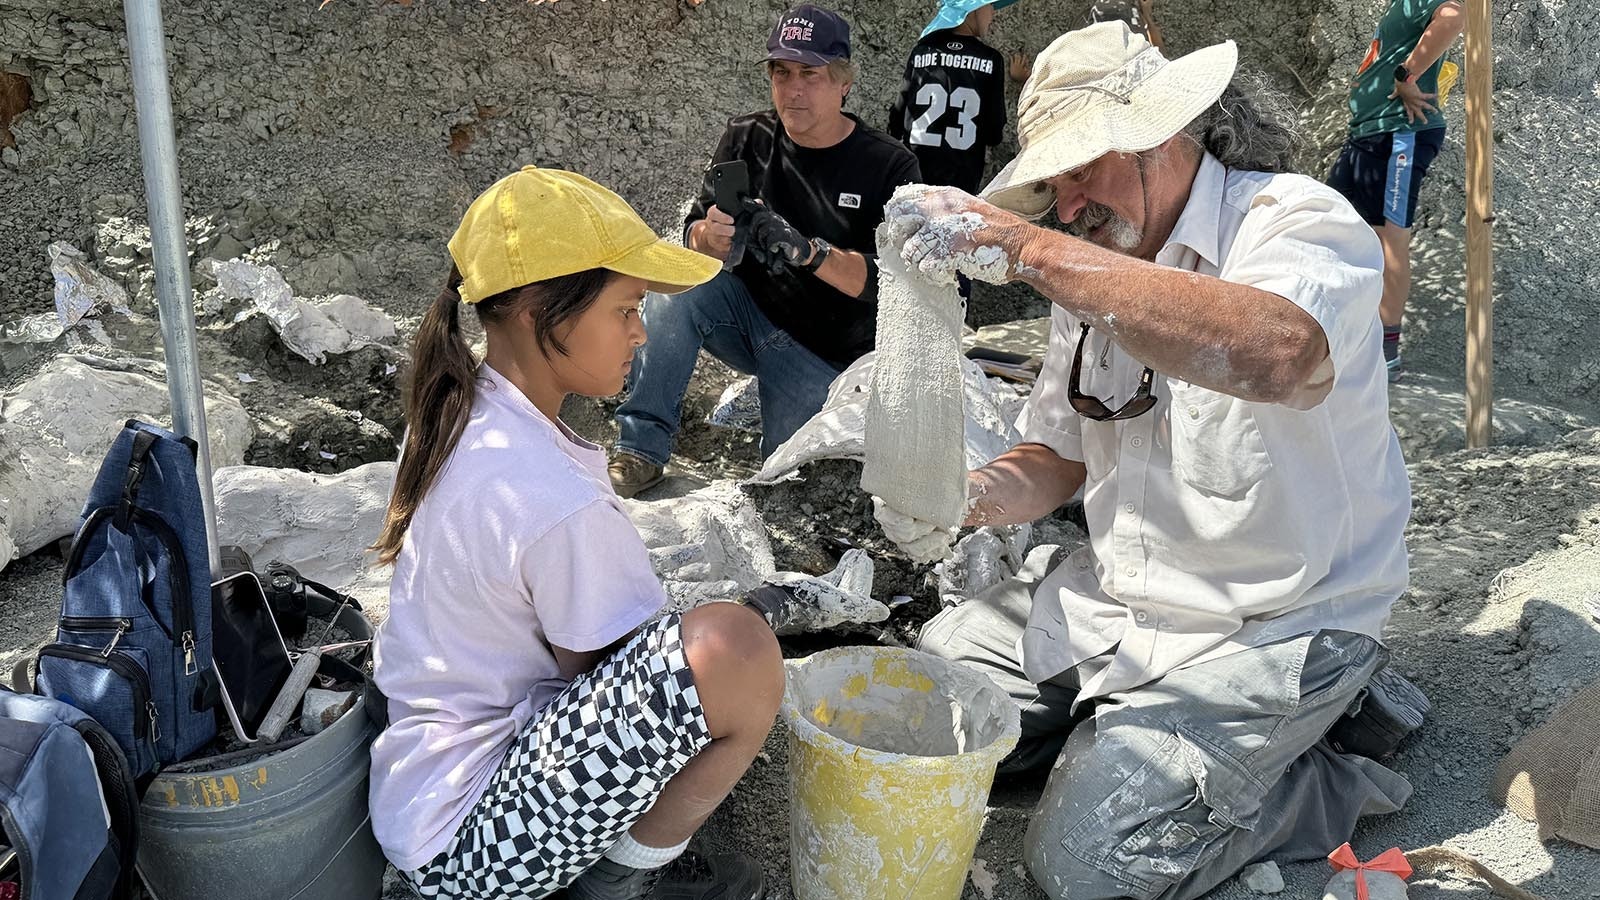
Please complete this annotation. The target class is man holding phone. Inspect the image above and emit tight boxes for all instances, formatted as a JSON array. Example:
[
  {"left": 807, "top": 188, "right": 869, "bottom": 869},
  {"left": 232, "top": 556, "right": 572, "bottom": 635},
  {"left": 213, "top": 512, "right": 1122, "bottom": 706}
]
[{"left": 610, "top": 4, "right": 920, "bottom": 497}]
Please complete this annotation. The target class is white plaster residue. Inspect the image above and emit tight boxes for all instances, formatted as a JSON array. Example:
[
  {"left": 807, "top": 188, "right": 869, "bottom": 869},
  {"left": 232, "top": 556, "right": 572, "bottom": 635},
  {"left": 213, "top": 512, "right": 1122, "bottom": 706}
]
[
  {"left": 624, "top": 480, "right": 776, "bottom": 611},
  {"left": 969, "top": 857, "right": 998, "bottom": 900},
  {"left": 752, "top": 352, "right": 1020, "bottom": 486},
  {"left": 862, "top": 192, "right": 969, "bottom": 534},
  {"left": 885, "top": 195, "right": 1016, "bottom": 286}
]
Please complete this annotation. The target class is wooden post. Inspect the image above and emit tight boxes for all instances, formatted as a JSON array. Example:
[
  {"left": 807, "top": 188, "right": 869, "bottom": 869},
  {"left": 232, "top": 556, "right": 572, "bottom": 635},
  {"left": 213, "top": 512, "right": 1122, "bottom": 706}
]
[{"left": 1464, "top": 0, "right": 1494, "bottom": 448}]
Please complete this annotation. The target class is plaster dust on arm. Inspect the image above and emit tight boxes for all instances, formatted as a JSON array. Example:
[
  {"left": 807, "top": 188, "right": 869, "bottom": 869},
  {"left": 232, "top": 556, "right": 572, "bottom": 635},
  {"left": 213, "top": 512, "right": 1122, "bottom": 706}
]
[{"left": 860, "top": 193, "right": 968, "bottom": 540}]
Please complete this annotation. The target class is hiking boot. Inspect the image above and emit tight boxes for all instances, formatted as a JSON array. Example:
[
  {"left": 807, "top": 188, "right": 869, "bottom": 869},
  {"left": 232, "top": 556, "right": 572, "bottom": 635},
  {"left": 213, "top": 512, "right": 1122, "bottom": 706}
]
[
  {"left": 609, "top": 452, "right": 665, "bottom": 499},
  {"left": 1327, "top": 666, "right": 1430, "bottom": 760},
  {"left": 566, "top": 850, "right": 764, "bottom": 900}
]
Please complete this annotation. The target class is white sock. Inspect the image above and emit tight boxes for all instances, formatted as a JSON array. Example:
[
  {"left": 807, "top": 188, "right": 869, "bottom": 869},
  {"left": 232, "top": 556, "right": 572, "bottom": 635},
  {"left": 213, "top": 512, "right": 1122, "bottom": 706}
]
[{"left": 602, "top": 832, "right": 688, "bottom": 871}]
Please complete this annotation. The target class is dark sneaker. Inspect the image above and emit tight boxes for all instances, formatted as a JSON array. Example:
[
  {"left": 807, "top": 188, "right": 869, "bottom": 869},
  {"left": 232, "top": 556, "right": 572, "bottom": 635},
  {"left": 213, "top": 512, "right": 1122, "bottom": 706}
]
[
  {"left": 566, "top": 851, "right": 764, "bottom": 900},
  {"left": 609, "top": 452, "right": 665, "bottom": 499}
]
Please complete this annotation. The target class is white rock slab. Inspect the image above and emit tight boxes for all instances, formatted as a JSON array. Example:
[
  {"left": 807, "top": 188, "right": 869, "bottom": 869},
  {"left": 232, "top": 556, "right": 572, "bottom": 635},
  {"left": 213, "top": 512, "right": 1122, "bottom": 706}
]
[
  {"left": 212, "top": 461, "right": 397, "bottom": 613},
  {"left": 0, "top": 355, "right": 252, "bottom": 569}
]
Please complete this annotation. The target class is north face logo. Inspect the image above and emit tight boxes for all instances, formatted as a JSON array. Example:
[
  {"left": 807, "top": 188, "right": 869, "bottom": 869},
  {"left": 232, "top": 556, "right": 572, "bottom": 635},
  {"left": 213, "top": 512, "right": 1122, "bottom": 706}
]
[{"left": 838, "top": 193, "right": 861, "bottom": 208}]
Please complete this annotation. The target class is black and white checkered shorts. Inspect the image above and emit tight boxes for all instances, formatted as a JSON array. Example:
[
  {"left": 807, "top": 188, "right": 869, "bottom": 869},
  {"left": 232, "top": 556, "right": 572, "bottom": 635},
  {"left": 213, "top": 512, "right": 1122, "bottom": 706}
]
[{"left": 400, "top": 614, "right": 710, "bottom": 899}]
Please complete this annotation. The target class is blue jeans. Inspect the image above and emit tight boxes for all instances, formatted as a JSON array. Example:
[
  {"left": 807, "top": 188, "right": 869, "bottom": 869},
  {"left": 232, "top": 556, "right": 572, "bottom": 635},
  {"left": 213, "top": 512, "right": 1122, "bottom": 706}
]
[{"left": 616, "top": 271, "right": 845, "bottom": 463}]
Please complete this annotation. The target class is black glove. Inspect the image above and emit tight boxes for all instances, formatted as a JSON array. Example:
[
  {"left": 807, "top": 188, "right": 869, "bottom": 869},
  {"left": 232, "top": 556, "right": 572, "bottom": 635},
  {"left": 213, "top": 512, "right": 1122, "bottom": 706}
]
[{"left": 748, "top": 208, "right": 812, "bottom": 275}]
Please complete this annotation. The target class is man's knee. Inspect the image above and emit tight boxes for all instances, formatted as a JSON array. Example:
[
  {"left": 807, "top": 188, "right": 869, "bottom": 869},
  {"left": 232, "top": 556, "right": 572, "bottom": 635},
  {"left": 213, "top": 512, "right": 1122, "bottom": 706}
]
[
  {"left": 1023, "top": 723, "right": 1266, "bottom": 900},
  {"left": 1024, "top": 836, "right": 1132, "bottom": 900},
  {"left": 914, "top": 599, "right": 981, "bottom": 662}
]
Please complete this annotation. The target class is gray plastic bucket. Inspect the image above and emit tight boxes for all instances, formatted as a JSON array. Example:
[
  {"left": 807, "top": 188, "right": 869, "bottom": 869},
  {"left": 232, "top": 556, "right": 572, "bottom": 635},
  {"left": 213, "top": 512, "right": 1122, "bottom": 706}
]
[{"left": 137, "top": 595, "right": 384, "bottom": 900}]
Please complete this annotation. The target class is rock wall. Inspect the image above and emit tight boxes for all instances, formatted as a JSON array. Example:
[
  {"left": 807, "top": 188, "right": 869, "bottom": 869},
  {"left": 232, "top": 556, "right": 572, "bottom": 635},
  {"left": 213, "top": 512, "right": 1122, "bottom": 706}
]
[{"left": 2, "top": 0, "right": 1598, "bottom": 416}]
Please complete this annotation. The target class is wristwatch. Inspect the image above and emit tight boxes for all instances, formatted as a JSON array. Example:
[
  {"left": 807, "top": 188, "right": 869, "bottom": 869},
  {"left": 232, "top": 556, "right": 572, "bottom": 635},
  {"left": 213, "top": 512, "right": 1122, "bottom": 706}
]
[
  {"left": 1394, "top": 63, "right": 1411, "bottom": 84},
  {"left": 802, "top": 237, "right": 832, "bottom": 274}
]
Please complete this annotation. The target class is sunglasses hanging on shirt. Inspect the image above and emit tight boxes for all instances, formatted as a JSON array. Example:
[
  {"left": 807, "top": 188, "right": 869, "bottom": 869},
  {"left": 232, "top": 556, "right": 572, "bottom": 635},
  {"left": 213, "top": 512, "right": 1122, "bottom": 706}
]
[{"left": 1068, "top": 322, "right": 1159, "bottom": 421}]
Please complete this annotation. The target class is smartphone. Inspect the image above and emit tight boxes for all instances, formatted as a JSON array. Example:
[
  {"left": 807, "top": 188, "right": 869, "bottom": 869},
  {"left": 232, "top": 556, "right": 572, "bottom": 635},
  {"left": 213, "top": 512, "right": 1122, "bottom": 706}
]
[
  {"left": 210, "top": 570, "right": 294, "bottom": 743},
  {"left": 711, "top": 160, "right": 750, "bottom": 215}
]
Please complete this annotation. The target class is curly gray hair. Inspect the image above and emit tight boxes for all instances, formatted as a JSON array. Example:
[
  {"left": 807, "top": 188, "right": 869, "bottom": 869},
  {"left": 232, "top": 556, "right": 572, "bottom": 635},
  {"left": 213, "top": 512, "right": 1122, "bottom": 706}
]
[{"left": 1181, "top": 79, "right": 1298, "bottom": 174}]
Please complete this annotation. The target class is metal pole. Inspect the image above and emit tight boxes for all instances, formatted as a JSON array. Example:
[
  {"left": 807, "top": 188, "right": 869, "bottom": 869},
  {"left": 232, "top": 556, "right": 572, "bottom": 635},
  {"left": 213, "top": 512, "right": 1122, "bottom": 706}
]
[
  {"left": 1464, "top": 0, "right": 1494, "bottom": 448},
  {"left": 125, "top": 0, "right": 222, "bottom": 574}
]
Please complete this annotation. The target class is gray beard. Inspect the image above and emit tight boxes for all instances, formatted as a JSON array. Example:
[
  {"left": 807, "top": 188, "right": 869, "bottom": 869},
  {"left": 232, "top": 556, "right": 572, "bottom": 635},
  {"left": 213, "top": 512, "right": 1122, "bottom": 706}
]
[{"left": 1065, "top": 202, "right": 1143, "bottom": 251}]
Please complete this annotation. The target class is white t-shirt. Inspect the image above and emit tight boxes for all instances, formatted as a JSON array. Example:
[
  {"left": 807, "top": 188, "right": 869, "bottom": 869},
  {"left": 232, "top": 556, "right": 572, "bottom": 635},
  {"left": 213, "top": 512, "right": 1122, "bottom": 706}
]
[
  {"left": 368, "top": 364, "right": 667, "bottom": 871},
  {"left": 1015, "top": 154, "right": 1411, "bottom": 700}
]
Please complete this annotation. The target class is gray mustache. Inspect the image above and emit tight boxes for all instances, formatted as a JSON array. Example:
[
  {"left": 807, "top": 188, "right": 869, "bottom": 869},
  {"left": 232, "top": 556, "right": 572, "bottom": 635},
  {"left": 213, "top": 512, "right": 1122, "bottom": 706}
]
[{"left": 1066, "top": 202, "right": 1118, "bottom": 236}]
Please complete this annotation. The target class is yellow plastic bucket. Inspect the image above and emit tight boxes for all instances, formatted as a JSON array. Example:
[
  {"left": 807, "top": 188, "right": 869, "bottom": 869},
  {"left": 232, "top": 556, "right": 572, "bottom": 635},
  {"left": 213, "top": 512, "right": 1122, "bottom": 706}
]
[{"left": 781, "top": 646, "right": 1020, "bottom": 900}]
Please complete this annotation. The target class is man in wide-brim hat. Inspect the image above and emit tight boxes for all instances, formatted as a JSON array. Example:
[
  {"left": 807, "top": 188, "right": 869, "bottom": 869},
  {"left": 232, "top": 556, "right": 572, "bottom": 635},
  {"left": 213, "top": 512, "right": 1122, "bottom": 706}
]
[{"left": 879, "top": 22, "right": 1417, "bottom": 900}]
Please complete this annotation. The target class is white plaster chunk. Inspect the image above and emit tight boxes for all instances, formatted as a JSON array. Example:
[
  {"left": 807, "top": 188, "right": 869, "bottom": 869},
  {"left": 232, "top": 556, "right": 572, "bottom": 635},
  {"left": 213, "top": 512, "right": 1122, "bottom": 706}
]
[
  {"left": 213, "top": 461, "right": 397, "bottom": 611},
  {"left": 623, "top": 480, "right": 778, "bottom": 611},
  {"left": 858, "top": 214, "right": 968, "bottom": 529},
  {"left": 0, "top": 355, "right": 252, "bottom": 569},
  {"left": 206, "top": 259, "right": 399, "bottom": 364},
  {"left": 763, "top": 548, "right": 888, "bottom": 635},
  {"left": 752, "top": 352, "right": 1022, "bottom": 486},
  {"left": 49, "top": 240, "right": 131, "bottom": 327},
  {"left": 935, "top": 525, "right": 1033, "bottom": 607}
]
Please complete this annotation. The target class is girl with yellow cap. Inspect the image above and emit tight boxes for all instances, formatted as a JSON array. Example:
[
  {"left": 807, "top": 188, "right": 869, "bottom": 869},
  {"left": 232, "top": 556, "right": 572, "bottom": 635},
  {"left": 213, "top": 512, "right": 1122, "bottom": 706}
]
[{"left": 367, "top": 168, "right": 775, "bottom": 900}]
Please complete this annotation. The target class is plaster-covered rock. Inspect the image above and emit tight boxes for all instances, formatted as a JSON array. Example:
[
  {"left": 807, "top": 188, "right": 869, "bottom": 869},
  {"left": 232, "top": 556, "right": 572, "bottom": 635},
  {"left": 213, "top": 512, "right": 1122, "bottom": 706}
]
[
  {"left": 212, "top": 461, "right": 397, "bottom": 611},
  {"left": 0, "top": 354, "right": 251, "bottom": 568},
  {"left": 624, "top": 480, "right": 778, "bottom": 610}
]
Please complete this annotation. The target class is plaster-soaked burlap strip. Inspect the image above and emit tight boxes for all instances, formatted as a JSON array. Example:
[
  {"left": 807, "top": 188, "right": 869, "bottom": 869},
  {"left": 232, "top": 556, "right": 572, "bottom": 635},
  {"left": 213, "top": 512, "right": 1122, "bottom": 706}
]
[{"left": 860, "top": 218, "right": 967, "bottom": 530}]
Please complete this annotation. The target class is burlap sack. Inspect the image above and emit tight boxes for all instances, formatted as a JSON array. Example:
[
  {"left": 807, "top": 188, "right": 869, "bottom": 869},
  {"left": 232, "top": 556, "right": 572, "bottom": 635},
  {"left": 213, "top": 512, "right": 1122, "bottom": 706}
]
[{"left": 1491, "top": 676, "right": 1600, "bottom": 850}]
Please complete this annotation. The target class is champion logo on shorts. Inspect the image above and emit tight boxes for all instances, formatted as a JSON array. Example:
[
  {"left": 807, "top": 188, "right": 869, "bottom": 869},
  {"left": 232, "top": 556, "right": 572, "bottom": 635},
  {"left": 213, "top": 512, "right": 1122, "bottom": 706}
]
[{"left": 838, "top": 193, "right": 862, "bottom": 208}]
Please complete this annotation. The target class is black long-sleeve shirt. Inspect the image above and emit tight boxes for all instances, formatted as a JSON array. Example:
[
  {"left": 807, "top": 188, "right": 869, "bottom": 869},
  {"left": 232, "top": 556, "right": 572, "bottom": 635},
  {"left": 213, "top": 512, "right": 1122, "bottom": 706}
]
[
  {"left": 887, "top": 29, "right": 1007, "bottom": 194},
  {"left": 684, "top": 111, "right": 921, "bottom": 368}
]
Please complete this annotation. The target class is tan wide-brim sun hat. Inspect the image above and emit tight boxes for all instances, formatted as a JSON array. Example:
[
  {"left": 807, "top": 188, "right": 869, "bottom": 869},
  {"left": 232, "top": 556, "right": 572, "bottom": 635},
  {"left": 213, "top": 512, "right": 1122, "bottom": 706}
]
[
  {"left": 981, "top": 21, "right": 1239, "bottom": 219},
  {"left": 449, "top": 166, "right": 720, "bottom": 304}
]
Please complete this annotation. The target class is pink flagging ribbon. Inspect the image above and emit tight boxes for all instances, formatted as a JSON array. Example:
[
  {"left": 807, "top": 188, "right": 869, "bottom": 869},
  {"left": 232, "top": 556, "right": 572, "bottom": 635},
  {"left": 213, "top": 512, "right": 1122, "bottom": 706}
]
[{"left": 1328, "top": 843, "right": 1414, "bottom": 900}]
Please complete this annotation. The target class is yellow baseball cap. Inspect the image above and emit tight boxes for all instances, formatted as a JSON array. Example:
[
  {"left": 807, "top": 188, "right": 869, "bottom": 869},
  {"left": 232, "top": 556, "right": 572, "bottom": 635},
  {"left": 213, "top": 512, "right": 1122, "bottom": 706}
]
[{"left": 448, "top": 167, "right": 721, "bottom": 304}]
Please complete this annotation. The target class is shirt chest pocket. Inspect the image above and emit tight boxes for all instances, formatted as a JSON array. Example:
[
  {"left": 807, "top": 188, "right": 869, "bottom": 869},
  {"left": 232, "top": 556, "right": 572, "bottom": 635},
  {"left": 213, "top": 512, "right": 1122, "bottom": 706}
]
[{"left": 1166, "top": 383, "right": 1271, "bottom": 498}]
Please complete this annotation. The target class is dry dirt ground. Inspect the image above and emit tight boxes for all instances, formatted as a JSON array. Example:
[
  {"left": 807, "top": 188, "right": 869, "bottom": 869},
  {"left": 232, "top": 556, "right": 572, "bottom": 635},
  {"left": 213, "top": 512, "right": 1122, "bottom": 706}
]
[{"left": 4, "top": 359, "right": 1598, "bottom": 899}]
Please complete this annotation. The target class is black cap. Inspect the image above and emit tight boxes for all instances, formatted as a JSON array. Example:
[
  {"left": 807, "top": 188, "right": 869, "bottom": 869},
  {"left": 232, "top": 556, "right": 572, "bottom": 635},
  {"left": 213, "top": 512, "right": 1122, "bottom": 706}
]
[{"left": 765, "top": 5, "right": 851, "bottom": 67}]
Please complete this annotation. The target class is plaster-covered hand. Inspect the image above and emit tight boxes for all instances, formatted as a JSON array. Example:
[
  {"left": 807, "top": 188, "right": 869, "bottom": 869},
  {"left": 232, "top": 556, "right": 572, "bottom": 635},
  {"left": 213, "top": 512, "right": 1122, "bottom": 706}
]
[
  {"left": 871, "top": 496, "right": 956, "bottom": 563},
  {"left": 882, "top": 186, "right": 1035, "bottom": 286},
  {"left": 748, "top": 207, "right": 812, "bottom": 274},
  {"left": 743, "top": 549, "right": 890, "bottom": 634},
  {"left": 962, "top": 469, "right": 1002, "bottom": 527}
]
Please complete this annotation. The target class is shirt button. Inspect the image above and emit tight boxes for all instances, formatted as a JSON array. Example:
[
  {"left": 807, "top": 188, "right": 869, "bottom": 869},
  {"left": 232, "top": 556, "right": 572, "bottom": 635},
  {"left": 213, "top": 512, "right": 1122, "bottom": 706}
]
[
  {"left": 1188, "top": 406, "right": 1200, "bottom": 419},
  {"left": 1124, "top": 503, "right": 1135, "bottom": 514},
  {"left": 1135, "top": 611, "right": 1149, "bottom": 622},
  {"left": 1124, "top": 567, "right": 1137, "bottom": 579},
  {"left": 1130, "top": 436, "right": 1143, "bottom": 448}
]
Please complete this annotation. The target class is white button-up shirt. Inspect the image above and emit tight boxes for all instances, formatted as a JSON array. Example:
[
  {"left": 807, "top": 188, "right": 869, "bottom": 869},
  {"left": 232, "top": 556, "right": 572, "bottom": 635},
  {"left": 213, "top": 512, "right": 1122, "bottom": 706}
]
[{"left": 1014, "top": 153, "right": 1411, "bottom": 700}]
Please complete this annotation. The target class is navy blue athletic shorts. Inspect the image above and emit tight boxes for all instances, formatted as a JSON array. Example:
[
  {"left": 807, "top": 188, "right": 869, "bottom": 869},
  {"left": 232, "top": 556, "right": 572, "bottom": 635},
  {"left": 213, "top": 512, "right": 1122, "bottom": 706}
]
[{"left": 1327, "top": 127, "right": 1445, "bottom": 229}]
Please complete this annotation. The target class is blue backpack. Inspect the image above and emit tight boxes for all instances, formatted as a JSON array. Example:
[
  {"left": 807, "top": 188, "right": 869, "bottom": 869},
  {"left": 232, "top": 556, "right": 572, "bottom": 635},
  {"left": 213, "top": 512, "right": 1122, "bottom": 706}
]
[
  {"left": 0, "top": 687, "right": 139, "bottom": 900},
  {"left": 32, "top": 420, "right": 217, "bottom": 780}
]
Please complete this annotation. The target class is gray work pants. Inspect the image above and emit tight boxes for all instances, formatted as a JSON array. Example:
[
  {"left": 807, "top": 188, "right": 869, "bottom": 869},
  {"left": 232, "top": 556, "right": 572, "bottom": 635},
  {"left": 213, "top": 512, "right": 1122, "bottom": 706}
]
[{"left": 916, "top": 575, "right": 1414, "bottom": 900}]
